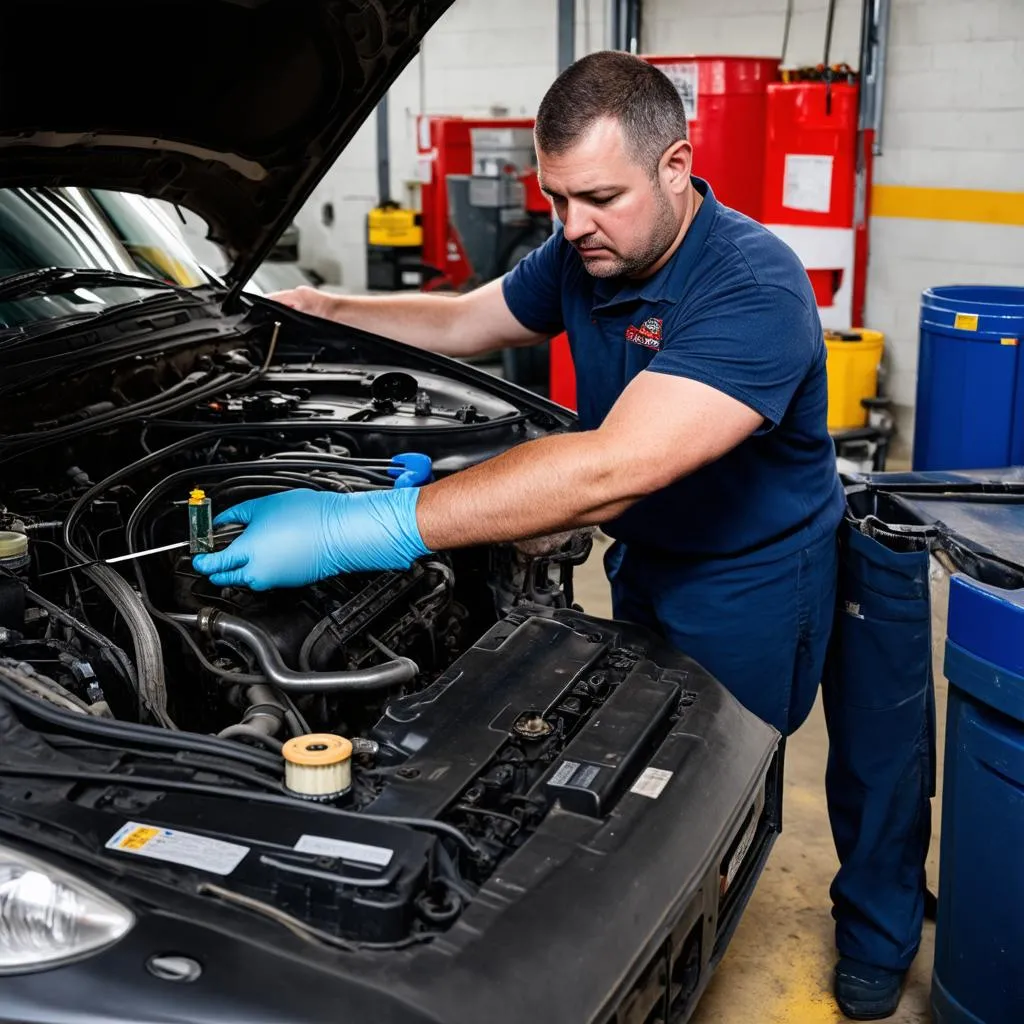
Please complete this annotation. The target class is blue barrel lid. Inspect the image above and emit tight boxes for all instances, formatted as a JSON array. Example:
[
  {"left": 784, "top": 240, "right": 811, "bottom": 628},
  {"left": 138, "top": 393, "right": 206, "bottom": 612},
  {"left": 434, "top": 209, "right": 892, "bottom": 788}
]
[
  {"left": 922, "top": 285, "right": 1024, "bottom": 339},
  {"left": 946, "top": 575, "right": 1024, "bottom": 722},
  {"left": 924, "top": 285, "right": 1024, "bottom": 312},
  {"left": 947, "top": 574, "right": 1024, "bottom": 675}
]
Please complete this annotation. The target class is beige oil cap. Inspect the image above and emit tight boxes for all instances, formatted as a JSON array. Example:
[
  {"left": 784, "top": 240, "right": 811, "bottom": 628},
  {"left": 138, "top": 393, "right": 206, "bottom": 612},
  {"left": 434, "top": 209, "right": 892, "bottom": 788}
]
[
  {"left": 0, "top": 531, "right": 28, "bottom": 559},
  {"left": 282, "top": 733, "right": 353, "bottom": 766},
  {"left": 282, "top": 733, "right": 353, "bottom": 798}
]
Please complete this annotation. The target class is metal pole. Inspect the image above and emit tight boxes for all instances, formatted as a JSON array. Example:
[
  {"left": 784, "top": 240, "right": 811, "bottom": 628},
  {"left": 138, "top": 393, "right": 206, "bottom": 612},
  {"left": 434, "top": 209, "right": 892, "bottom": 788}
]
[
  {"left": 608, "top": 0, "right": 621, "bottom": 50},
  {"left": 872, "top": 0, "right": 892, "bottom": 155},
  {"left": 375, "top": 93, "right": 390, "bottom": 204},
  {"left": 856, "top": 0, "right": 874, "bottom": 133},
  {"left": 626, "top": 0, "right": 641, "bottom": 53},
  {"left": 558, "top": 0, "right": 575, "bottom": 72},
  {"left": 781, "top": 0, "right": 794, "bottom": 67}
]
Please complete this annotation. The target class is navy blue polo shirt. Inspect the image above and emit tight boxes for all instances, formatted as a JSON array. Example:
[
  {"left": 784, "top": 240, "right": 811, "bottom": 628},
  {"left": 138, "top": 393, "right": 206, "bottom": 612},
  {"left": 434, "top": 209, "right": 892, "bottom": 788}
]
[{"left": 501, "top": 177, "right": 844, "bottom": 560}]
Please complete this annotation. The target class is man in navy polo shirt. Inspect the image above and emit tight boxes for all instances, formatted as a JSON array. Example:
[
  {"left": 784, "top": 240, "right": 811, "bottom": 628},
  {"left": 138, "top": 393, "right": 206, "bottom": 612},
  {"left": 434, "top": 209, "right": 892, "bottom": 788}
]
[{"left": 193, "top": 52, "right": 903, "bottom": 1019}]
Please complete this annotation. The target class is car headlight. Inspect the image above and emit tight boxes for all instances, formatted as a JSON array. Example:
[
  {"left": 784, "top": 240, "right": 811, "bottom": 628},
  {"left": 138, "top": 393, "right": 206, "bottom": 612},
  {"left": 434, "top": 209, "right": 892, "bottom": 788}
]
[{"left": 0, "top": 843, "right": 134, "bottom": 973}]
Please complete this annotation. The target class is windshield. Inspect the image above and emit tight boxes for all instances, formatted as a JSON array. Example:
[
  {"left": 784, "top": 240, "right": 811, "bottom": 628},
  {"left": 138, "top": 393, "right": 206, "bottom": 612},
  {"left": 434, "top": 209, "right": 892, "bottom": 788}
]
[{"left": 0, "top": 187, "right": 211, "bottom": 331}]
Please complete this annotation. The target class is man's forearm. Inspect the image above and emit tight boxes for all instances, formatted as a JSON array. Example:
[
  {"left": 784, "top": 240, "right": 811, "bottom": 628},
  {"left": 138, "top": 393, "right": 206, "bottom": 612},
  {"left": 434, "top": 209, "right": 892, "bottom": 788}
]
[
  {"left": 415, "top": 431, "right": 653, "bottom": 550},
  {"left": 318, "top": 291, "right": 472, "bottom": 356}
]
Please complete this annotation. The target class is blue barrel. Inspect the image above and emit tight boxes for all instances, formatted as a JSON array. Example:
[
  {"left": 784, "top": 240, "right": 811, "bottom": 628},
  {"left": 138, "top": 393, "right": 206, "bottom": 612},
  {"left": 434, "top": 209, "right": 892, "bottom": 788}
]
[
  {"left": 914, "top": 286, "right": 1024, "bottom": 471},
  {"left": 933, "top": 574, "right": 1024, "bottom": 1023}
]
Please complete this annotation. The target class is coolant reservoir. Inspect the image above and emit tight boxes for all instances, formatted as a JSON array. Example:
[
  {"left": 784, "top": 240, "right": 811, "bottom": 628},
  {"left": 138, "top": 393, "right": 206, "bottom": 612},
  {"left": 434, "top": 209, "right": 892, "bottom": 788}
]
[{"left": 0, "top": 531, "right": 29, "bottom": 573}]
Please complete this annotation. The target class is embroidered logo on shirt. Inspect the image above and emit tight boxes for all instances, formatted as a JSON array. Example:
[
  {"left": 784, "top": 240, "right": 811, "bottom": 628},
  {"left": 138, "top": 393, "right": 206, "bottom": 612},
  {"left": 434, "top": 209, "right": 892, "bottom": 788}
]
[{"left": 625, "top": 316, "right": 663, "bottom": 350}]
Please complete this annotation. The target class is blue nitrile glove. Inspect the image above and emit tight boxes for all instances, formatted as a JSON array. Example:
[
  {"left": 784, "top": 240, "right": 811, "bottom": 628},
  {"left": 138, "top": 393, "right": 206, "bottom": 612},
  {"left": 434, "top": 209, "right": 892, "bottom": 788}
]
[
  {"left": 388, "top": 452, "right": 433, "bottom": 489},
  {"left": 191, "top": 487, "right": 432, "bottom": 590}
]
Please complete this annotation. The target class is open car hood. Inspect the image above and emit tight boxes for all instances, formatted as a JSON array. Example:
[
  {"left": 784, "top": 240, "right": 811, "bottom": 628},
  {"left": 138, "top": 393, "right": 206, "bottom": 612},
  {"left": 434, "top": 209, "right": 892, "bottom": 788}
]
[{"left": 0, "top": 0, "right": 454, "bottom": 291}]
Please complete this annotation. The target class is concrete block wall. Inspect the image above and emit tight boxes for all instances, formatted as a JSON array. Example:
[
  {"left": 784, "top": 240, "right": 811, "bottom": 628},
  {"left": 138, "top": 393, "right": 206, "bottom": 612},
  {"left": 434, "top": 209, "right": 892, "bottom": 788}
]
[
  {"left": 644, "top": 0, "right": 863, "bottom": 66},
  {"left": 865, "top": 0, "right": 1024, "bottom": 447}
]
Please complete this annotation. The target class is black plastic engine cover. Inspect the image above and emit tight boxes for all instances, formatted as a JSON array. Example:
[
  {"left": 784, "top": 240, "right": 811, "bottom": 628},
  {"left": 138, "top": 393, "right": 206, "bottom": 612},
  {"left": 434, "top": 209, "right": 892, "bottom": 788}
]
[
  {"left": 367, "top": 614, "right": 606, "bottom": 819},
  {"left": 0, "top": 606, "right": 782, "bottom": 1024}
]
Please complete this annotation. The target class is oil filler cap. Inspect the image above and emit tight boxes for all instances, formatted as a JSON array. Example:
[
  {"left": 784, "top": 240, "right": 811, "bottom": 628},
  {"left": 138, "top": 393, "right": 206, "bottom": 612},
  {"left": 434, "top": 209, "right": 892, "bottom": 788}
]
[
  {"left": 146, "top": 954, "right": 203, "bottom": 983},
  {"left": 0, "top": 531, "right": 27, "bottom": 558},
  {"left": 0, "top": 531, "right": 29, "bottom": 570}
]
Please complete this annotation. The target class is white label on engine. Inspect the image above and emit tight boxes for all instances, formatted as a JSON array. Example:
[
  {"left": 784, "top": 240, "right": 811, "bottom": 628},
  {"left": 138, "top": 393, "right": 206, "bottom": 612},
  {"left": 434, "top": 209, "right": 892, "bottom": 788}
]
[
  {"left": 105, "top": 821, "right": 249, "bottom": 875},
  {"left": 549, "top": 760, "right": 581, "bottom": 787},
  {"left": 293, "top": 834, "right": 394, "bottom": 867},
  {"left": 630, "top": 767, "right": 674, "bottom": 800}
]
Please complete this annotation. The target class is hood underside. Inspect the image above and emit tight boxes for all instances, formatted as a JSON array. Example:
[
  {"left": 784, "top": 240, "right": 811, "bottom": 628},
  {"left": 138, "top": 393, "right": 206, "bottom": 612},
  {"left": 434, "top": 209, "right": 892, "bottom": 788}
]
[{"left": 0, "top": 0, "right": 454, "bottom": 287}]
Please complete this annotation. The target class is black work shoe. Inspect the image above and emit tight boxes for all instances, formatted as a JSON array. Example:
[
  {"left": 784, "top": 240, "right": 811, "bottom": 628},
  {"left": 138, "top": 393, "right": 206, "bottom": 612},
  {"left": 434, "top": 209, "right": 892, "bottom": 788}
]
[{"left": 833, "top": 957, "right": 906, "bottom": 1020}]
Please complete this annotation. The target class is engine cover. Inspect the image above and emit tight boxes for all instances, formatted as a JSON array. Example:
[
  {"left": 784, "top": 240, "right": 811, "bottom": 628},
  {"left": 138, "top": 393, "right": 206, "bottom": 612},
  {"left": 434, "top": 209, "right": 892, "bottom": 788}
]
[{"left": 0, "top": 606, "right": 782, "bottom": 1024}]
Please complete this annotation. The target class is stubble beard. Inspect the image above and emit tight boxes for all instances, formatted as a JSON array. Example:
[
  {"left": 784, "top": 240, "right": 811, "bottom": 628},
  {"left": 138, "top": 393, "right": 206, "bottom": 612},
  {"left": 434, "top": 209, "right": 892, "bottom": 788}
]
[{"left": 577, "top": 186, "right": 680, "bottom": 279}]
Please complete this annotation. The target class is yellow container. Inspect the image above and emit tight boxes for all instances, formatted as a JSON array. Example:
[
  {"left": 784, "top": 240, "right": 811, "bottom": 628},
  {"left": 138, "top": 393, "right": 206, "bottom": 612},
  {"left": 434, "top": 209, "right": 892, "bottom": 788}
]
[
  {"left": 367, "top": 205, "right": 422, "bottom": 248},
  {"left": 824, "top": 328, "right": 884, "bottom": 430}
]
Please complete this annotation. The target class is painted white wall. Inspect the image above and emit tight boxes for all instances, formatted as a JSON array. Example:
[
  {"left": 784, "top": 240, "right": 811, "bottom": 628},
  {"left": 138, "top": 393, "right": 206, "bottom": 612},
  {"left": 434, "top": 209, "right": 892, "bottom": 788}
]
[
  {"left": 643, "top": 0, "right": 863, "bottom": 66},
  {"left": 293, "top": 0, "right": 1024, "bottom": 461}
]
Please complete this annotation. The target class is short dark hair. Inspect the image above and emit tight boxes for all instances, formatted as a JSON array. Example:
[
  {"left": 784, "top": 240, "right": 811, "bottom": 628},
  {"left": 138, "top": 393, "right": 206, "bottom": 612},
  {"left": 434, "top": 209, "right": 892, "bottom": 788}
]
[{"left": 535, "top": 51, "right": 688, "bottom": 174}]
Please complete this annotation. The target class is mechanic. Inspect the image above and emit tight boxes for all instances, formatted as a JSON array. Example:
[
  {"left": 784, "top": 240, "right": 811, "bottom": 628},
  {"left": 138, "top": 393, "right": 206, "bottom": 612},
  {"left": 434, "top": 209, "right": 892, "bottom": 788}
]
[{"left": 192, "top": 52, "right": 896, "bottom": 1019}]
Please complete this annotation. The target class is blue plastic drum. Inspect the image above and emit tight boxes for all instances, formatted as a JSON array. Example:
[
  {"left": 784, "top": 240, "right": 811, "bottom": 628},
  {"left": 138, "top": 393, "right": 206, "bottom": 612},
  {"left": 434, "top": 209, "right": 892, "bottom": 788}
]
[
  {"left": 913, "top": 286, "right": 1024, "bottom": 471},
  {"left": 933, "top": 574, "right": 1024, "bottom": 1023}
]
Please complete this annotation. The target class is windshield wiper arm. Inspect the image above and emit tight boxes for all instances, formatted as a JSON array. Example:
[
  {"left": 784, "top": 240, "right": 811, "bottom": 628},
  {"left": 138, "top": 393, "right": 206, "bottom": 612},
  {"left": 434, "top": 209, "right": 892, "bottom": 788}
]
[{"left": 0, "top": 266, "right": 197, "bottom": 302}]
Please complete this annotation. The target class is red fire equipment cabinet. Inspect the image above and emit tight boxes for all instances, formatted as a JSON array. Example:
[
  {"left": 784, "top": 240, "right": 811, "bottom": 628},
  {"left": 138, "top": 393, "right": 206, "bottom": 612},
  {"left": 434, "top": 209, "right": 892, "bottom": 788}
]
[
  {"left": 761, "top": 78, "right": 862, "bottom": 331},
  {"left": 415, "top": 115, "right": 552, "bottom": 293}
]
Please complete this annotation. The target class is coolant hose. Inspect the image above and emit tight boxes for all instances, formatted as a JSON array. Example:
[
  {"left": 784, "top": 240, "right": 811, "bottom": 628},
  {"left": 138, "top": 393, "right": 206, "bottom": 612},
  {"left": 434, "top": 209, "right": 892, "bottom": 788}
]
[
  {"left": 218, "top": 684, "right": 287, "bottom": 751},
  {"left": 87, "top": 565, "right": 172, "bottom": 727},
  {"left": 170, "top": 610, "right": 418, "bottom": 693}
]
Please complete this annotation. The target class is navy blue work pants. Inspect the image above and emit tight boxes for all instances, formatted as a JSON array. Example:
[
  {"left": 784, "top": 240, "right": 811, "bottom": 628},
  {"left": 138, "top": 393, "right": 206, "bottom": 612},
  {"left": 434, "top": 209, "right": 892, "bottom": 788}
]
[
  {"left": 604, "top": 528, "right": 838, "bottom": 736},
  {"left": 820, "top": 519, "right": 935, "bottom": 972},
  {"left": 606, "top": 524, "right": 932, "bottom": 973}
]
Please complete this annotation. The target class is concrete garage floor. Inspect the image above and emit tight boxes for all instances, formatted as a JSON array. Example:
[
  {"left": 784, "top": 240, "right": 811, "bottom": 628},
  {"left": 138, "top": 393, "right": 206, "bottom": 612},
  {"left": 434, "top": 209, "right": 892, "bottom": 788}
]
[{"left": 571, "top": 531, "right": 948, "bottom": 1024}]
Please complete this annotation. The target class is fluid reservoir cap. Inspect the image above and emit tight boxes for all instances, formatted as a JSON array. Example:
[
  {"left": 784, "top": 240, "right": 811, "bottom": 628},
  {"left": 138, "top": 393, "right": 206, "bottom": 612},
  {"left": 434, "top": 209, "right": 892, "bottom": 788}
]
[
  {"left": 370, "top": 371, "right": 418, "bottom": 405},
  {"left": 282, "top": 733, "right": 353, "bottom": 799},
  {"left": 0, "top": 531, "right": 28, "bottom": 559},
  {"left": 283, "top": 733, "right": 353, "bottom": 765}
]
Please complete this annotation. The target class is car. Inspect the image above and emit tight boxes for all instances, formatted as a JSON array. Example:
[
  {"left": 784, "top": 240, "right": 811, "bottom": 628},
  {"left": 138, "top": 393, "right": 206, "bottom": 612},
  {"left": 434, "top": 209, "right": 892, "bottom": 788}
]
[{"left": 0, "top": 3, "right": 782, "bottom": 1022}]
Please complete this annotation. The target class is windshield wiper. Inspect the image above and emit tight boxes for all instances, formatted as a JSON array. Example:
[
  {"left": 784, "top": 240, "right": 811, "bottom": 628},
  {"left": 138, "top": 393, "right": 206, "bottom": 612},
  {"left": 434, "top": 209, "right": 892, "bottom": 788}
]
[{"left": 0, "top": 266, "right": 199, "bottom": 302}]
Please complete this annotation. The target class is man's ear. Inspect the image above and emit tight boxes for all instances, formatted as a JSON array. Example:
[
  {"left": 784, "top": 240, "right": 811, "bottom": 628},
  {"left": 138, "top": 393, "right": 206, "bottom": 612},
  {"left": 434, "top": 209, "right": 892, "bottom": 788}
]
[{"left": 660, "top": 139, "right": 693, "bottom": 194}]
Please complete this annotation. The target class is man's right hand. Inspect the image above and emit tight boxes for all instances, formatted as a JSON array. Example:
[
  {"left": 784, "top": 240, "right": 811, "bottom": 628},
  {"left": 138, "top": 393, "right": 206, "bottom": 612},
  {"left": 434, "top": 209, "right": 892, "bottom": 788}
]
[{"left": 266, "top": 285, "right": 336, "bottom": 320}]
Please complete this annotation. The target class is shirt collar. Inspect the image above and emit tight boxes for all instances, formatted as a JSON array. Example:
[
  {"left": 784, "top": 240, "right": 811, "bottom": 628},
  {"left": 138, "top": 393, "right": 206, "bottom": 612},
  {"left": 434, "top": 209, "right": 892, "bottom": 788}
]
[{"left": 591, "top": 176, "right": 718, "bottom": 311}]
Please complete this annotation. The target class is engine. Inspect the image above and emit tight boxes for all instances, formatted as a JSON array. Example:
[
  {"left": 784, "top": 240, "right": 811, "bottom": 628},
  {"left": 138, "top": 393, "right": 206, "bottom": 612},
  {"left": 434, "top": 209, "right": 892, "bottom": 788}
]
[{"left": 0, "top": 424, "right": 592, "bottom": 747}]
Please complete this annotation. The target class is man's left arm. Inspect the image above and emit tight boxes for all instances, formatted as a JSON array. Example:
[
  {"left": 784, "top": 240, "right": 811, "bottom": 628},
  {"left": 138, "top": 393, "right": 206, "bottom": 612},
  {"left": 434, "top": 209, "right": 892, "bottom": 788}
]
[
  {"left": 416, "top": 370, "right": 762, "bottom": 548},
  {"left": 418, "top": 280, "right": 818, "bottom": 547}
]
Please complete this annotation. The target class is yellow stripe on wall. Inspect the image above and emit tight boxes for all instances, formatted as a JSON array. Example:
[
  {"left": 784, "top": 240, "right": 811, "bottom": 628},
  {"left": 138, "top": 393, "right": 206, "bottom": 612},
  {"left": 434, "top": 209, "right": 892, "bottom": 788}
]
[{"left": 872, "top": 185, "right": 1024, "bottom": 227}]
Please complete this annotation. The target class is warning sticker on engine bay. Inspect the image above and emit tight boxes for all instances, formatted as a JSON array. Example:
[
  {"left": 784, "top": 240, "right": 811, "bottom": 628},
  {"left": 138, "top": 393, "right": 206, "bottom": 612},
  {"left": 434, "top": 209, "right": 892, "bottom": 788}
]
[
  {"left": 548, "top": 760, "right": 602, "bottom": 789},
  {"left": 105, "top": 821, "right": 249, "bottom": 875},
  {"left": 630, "top": 767, "right": 674, "bottom": 799},
  {"left": 293, "top": 834, "right": 394, "bottom": 867}
]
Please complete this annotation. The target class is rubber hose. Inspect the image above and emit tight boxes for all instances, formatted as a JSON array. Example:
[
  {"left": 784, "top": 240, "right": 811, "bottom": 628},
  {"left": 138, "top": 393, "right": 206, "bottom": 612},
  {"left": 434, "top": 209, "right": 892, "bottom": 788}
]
[{"left": 171, "top": 611, "right": 418, "bottom": 693}]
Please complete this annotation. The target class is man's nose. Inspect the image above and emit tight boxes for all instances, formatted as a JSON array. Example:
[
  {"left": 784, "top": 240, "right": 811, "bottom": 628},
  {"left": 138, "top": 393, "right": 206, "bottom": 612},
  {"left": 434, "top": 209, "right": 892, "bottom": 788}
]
[{"left": 561, "top": 201, "right": 596, "bottom": 243}]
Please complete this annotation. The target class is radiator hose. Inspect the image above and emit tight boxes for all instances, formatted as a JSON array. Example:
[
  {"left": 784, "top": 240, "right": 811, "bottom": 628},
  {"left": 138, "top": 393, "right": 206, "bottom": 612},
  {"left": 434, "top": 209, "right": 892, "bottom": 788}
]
[{"left": 170, "top": 609, "right": 418, "bottom": 693}]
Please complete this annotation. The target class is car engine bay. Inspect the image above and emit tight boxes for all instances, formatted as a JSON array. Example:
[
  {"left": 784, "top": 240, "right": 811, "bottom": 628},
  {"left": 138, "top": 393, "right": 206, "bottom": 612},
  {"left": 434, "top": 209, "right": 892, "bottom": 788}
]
[
  {"left": 0, "top": 300, "right": 782, "bottom": 1024},
  {"left": 0, "top": 303, "right": 686, "bottom": 940}
]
